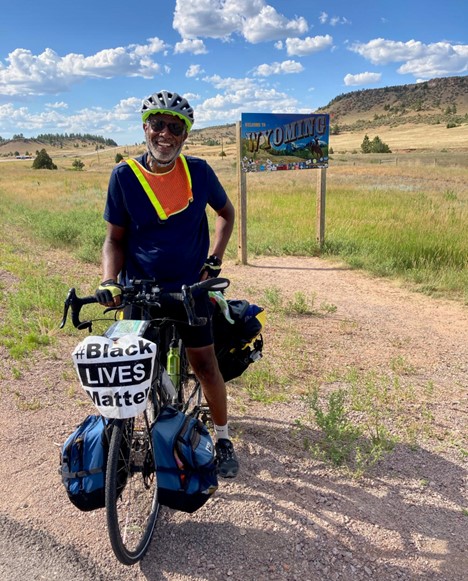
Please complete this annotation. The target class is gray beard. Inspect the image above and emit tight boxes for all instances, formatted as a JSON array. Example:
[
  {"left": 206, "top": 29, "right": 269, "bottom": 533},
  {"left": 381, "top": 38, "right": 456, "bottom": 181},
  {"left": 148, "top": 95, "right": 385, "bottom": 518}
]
[{"left": 145, "top": 134, "right": 184, "bottom": 169}]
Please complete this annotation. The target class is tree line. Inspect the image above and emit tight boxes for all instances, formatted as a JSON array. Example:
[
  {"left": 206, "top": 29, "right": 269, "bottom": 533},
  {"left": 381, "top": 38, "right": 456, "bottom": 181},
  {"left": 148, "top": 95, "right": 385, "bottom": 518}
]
[{"left": 0, "top": 133, "right": 117, "bottom": 147}]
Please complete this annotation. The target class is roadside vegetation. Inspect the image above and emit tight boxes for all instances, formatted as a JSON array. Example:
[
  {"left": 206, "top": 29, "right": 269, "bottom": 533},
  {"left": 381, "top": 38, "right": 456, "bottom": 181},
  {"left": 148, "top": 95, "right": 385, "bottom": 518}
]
[{"left": 1, "top": 151, "right": 466, "bottom": 301}]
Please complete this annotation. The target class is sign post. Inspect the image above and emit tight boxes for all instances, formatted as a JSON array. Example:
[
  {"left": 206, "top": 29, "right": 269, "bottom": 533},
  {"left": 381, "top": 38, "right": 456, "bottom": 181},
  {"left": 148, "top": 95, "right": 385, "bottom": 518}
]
[
  {"left": 316, "top": 167, "right": 327, "bottom": 249},
  {"left": 236, "top": 121, "right": 247, "bottom": 264}
]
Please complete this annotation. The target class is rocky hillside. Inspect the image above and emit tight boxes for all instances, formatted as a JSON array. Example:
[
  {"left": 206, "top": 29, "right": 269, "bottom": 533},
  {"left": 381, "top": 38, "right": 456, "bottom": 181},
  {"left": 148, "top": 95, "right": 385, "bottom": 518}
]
[{"left": 317, "top": 76, "right": 468, "bottom": 132}]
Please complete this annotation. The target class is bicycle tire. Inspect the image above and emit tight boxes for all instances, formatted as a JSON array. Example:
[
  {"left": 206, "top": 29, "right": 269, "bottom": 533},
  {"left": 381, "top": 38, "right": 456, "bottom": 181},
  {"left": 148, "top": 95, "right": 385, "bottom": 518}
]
[{"left": 105, "top": 415, "right": 159, "bottom": 565}]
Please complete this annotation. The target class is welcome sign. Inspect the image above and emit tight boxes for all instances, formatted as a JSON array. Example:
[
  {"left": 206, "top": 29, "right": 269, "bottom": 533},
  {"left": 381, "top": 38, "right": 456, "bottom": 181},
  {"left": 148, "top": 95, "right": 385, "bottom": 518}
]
[
  {"left": 241, "top": 112, "right": 329, "bottom": 172},
  {"left": 73, "top": 335, "right": 157, "bottom": 419}
]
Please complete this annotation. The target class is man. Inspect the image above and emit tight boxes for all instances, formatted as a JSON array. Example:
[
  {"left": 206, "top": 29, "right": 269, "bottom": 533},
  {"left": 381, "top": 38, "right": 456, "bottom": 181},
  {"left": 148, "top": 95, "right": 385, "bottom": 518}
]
[{"left": 95, "top": 90, "right": 238, "bottom": 478}]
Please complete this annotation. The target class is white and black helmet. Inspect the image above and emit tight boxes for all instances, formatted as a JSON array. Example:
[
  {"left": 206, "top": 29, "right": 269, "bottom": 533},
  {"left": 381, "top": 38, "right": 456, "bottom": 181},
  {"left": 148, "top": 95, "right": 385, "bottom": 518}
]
[{"left": 141, "top": 90, "right": 194, "bottom": 131}]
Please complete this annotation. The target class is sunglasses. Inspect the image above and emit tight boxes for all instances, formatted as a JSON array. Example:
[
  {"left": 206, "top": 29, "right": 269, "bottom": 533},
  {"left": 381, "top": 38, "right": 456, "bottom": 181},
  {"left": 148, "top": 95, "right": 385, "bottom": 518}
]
[{"left": 146, "top": 119, "right": 185, "bottom": 136}]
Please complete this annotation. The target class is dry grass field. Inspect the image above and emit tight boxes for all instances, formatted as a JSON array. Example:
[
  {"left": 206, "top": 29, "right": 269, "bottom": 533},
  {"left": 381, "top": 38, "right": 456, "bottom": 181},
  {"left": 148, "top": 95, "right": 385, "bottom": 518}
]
[{"left": 330, "top": 123, "right": 468, "bottom": 153}]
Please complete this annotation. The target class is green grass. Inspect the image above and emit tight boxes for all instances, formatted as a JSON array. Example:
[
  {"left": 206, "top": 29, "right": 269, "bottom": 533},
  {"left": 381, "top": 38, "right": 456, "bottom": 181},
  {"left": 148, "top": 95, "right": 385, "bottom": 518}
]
[
  {"left": 300, "top": 365, "right": 439, "bottom": 475},
  {"left": 320, "top": 186, "right": 467, "bottom": 300},
  {"left": 0, "top": 241, "right": 66, "bottom": 358},
  {"left": 239, "top": 166, "right": 467, "bottom": 301},
  {"left": 1, "top": 190, "right": 105, "bottom": 265},
  {"left": 261, "top": 286, "right": 336, "bottom": 317},
  {"left": 1, "top": 161, "right": 466, "bottom": 300}
]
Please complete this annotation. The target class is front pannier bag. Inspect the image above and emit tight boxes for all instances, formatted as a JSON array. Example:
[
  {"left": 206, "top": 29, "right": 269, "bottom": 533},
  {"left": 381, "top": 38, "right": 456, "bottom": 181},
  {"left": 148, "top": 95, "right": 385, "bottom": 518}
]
[
  {"left": 152, "top": 406, "right": 218, "bottom": 513},
  {"left": 59, "top": 415, "right": 111, "bottom": 511}
]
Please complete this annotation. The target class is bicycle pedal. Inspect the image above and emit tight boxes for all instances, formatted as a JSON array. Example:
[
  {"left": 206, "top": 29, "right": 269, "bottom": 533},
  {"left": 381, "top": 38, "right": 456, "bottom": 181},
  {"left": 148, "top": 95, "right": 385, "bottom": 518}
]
[{"left": 200, "top": 407, "right": 212, "bottom": 424}]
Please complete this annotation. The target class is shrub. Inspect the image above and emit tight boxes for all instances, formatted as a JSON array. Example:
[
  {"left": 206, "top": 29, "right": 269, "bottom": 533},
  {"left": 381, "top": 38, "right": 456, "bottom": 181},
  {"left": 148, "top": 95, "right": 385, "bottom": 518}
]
[
  {"left": 32, "top": 149, "right": 57, "bottom": 170},
  {"left": 72, "top": 159, "right": 84, "bottom": 170},
  {"left": 361, "top": 134, "right": 391, "bottom": 154}
]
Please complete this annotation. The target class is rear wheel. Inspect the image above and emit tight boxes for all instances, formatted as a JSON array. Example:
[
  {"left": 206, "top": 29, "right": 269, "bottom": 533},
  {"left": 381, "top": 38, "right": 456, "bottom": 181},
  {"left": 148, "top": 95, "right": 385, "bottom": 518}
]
[
  {"left": 178, "top": 346, "right": 208, "bottom": 421},
  {"left": 105, "top": 415, "right": 159, "bottom": 565}
]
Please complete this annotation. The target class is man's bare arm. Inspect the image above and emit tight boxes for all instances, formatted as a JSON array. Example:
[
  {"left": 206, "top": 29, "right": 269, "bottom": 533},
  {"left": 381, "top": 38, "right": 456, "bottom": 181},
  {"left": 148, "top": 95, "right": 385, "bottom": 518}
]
[{"left": 102, "top": 222, "right": 126, "bottom": 282}]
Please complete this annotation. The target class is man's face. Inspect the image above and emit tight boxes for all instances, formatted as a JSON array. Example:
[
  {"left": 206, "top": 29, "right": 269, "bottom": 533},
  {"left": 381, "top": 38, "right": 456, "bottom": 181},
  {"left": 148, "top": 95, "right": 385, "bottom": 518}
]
[{"left": 144, "top": 113, "right": 187, "bottom": 168}]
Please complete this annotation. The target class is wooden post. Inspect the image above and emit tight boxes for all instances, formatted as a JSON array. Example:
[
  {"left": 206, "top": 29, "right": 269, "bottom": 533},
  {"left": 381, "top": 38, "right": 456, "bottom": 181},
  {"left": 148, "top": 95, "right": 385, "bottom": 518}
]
[
  {"left": 236, "top": 121, "right": 247, "bottom": 264},
  {"left": 316, "top": 167, "right": 326, "bottom": 249}
]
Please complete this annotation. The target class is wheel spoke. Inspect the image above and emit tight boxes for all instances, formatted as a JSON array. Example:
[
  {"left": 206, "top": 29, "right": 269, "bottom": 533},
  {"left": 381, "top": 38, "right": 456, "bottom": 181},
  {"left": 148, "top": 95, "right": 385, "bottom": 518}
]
[{"left": 106, "top": 415, "right": 159, "bottom": 565}]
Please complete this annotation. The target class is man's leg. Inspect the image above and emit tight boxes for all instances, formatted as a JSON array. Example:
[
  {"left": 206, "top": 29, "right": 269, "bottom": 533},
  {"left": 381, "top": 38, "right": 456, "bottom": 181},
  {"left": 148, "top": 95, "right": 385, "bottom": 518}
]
[{"left": 186, "top": 344, "right": 239, "bottom": 478}]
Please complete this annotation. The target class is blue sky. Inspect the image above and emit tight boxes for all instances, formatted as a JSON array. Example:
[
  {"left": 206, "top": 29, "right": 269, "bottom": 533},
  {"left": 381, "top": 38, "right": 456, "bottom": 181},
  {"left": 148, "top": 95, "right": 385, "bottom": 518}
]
[{"left": 1, "top": 0, "right": 466, "bottom": 145}]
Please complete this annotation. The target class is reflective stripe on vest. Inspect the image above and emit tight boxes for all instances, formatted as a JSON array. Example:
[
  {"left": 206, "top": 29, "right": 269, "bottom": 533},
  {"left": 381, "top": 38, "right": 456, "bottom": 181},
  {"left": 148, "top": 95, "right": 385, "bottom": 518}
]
[{"left": 125, "top": 155, "right": 193, "bottom": 221}]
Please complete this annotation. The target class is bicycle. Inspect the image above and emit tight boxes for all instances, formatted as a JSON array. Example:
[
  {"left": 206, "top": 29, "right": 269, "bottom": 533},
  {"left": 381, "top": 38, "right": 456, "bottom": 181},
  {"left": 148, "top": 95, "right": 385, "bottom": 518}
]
[{"left": 60, "top": 276, "right": 230, "bottom": 565}]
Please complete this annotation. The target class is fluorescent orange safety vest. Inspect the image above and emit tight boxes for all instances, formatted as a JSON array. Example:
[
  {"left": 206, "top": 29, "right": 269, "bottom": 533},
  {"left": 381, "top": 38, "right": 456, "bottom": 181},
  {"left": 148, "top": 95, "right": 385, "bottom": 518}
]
[{"left": 125, "top": 155, "right": 193, "bottom": 220}]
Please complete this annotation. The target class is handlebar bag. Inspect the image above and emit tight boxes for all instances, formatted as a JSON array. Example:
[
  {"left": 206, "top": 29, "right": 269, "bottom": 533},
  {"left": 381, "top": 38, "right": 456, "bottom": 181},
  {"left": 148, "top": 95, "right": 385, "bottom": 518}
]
[{"left": 152, "top": 406, "right": 218, "bottom": 513}]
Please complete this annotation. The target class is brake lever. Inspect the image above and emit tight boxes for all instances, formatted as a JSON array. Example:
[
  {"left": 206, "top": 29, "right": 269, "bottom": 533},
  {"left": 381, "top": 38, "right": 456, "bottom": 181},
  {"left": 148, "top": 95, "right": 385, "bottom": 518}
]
[
  {"left": 62, "top": 288, "right": 99, "bottom": 331},
  {"left": 59, "top": 289, "right": 73, "bottom": 329}
]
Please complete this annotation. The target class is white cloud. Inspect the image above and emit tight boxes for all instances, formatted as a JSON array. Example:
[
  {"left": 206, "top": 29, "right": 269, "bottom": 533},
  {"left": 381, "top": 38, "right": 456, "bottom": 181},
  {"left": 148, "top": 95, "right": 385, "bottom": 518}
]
[
  {"left": 194, "top": 83, "right": 301, "bottom": 125},
  {"left": 131, "top": 37, "right": 168, "bottom": 56},
  {"left": 173, "top": 0, "right": 308, "bottom": 44},
  {"left": 344, "top": 72, "right": 382, "bottom": 86},
  {"left": 113, "top": 97, "right": 141, "bottom": 118},
  {"left": 284, "top": 35, "right": 333, "bottom": 56},
  {"left": 253, "top": 60, "right": 304, "bottom": 76},
  {"left": 183, "top": 92, "right": 200, "bottom": 102},
  {"left": 174, "top": 39, "right": 208, "bottom": 55},
  {"left": 319, "top": 12, "right": 349, "bottom": 26},
  {"left": 349, "top": 38, "right": 468, "bottom": 78},
  {"left": 45, "top": 101, "right": 68, "bottom": 109},
  {"left": 186, "top": 64, "right": 204, "bottom": 78},
  {"left": 330, "top": 16, "right": 350, "bottom": 26},
  {"left": 242, "top": 5, "right": 308, "bottom": 43},
  {"left": 0, "top": 38, "right": 169, "bottom": 97},
  {"left": 0, "top": 97, "right": 142, "bottom": 138},
  {"left": 203, "top": 74, "right": 259, "bottom": 93}
]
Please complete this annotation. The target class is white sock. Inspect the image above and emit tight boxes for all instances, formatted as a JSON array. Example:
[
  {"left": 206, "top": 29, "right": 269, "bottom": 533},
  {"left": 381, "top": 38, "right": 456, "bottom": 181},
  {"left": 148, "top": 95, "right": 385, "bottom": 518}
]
[{"left": 214, "top": 423, "right": 229, "bottom": 441}]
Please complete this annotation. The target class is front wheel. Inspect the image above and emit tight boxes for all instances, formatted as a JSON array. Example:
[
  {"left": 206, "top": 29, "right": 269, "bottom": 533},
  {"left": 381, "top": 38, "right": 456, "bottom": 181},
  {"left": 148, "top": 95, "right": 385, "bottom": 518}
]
[{"left": 105, "top": 415, "right": 159, "bottom": 565}]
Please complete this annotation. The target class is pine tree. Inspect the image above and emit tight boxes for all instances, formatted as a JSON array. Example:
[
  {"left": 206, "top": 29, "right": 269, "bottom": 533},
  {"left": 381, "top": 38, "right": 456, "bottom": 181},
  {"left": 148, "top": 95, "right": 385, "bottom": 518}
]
[
  {"left": 361, "top": 134, "right": 371, "bottom": 153},
  {"left": 32, "top": 149, "right": 57, "bottom": 170}
]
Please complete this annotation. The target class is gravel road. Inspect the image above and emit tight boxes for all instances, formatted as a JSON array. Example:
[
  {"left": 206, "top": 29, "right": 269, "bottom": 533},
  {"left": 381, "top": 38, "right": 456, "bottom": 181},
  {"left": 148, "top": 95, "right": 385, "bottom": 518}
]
[{"left": 0, "top": 256, "right": 466, "bottom": 580}]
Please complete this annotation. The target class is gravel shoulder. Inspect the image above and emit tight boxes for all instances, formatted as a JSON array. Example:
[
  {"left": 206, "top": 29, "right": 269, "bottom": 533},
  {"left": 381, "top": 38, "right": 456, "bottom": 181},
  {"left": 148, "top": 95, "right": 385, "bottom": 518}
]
[{"left": 0, "top": 255, "right": 467, "bottom": 581}]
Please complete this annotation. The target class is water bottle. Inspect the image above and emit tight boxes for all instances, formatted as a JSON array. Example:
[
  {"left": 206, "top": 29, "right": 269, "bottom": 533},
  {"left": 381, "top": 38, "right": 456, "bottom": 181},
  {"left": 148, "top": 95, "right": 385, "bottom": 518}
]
[{"left": 167, "top": 340, "right": 180, "bottom": 389}]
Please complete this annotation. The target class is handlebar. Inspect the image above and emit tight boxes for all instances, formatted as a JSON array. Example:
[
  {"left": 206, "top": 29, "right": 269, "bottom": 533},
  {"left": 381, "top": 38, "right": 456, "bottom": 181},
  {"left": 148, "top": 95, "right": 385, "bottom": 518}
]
[{"left": 60, "top": 277, "right": 230, "bottom": 332}]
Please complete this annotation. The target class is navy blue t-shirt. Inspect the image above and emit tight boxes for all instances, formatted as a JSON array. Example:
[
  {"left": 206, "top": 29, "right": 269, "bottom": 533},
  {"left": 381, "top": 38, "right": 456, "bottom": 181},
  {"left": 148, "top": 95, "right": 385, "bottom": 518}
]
[{"left": 104, "top": 154, "right": 227, "bottom": 291}]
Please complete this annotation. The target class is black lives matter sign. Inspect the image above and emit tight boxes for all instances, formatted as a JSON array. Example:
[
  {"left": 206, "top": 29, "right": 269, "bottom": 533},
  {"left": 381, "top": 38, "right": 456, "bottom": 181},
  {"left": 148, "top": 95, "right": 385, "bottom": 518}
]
[{"left": 73, "top": 335, "right": 156, "bottom": 419}]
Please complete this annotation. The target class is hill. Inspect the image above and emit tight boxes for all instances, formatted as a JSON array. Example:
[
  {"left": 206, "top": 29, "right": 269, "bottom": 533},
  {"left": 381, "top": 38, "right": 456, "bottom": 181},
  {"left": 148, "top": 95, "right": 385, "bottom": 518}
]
[
  {"left": 0, "top": 133, "right": 118, "bottom": 158},
  {"left": 317, "top": 76, "right": 468, "bottom": 131}
]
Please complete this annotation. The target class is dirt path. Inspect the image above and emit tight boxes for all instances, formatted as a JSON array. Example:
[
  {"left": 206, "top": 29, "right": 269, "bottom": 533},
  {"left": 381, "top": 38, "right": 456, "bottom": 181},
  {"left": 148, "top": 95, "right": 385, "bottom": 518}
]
[{"left": 0, "top": 256, "right": 467, "bottom": 581}]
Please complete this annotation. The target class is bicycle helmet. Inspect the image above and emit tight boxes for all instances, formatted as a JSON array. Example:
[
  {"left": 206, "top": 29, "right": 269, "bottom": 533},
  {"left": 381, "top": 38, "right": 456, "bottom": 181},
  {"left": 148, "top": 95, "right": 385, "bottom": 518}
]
[{"left": 141, "top": 90, "right": 194, "bottom": 131}]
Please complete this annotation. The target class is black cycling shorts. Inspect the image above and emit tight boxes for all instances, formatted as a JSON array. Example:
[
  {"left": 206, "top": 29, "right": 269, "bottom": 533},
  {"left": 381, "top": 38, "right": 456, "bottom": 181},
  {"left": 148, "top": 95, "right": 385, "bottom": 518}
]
[{"left": 124, "top": 293, "right": 214, "bottom": 349}]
